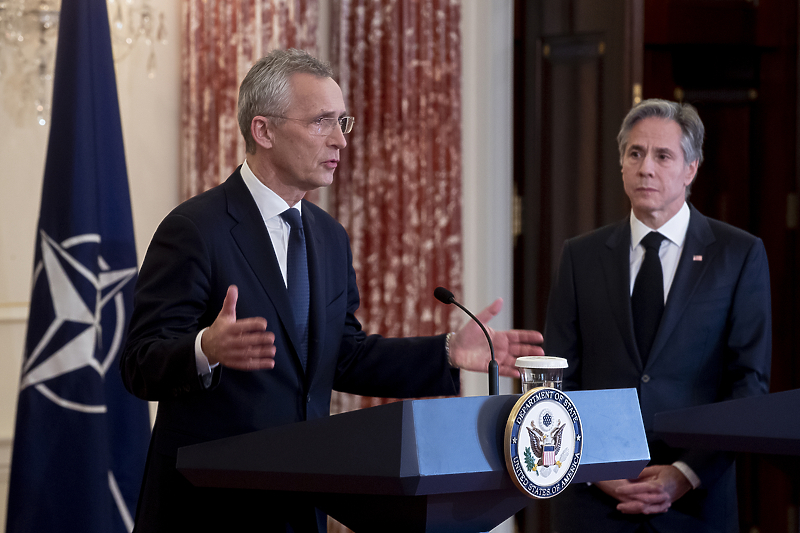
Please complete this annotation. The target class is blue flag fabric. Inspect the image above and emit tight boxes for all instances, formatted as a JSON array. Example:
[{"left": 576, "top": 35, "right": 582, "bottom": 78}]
[{"left": 6, "top": 0, "right": 150, "bottom": 530}]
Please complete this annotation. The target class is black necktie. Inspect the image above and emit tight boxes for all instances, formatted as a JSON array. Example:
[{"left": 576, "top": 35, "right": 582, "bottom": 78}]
[
  {"left": 279, "top": 209, "right": 309, "bottom": 367},
  {"left": 632, "top": 231, "right": 666, "bottom": 365}
]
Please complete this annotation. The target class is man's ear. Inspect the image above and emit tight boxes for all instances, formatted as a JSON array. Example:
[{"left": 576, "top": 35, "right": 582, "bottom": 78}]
[
  {"left": 251, "top": 116, "right": 274, "bottom": 149},
  {"left": 685, "top": 159, "right": 699, "bottom": 187}
]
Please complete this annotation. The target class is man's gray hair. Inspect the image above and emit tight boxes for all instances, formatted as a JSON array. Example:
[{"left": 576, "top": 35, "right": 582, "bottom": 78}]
[
  {"left": 237, "top": 49, "right": 334, "bottom": 154},
  {"left": 616, "top": 98, "right": 705, "bottom": 167}
]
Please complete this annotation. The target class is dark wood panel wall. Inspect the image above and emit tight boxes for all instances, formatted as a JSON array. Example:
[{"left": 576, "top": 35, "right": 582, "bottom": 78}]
[
  {"left": 640, "top": 2, "right": 799, "bottom": 532},
  {"left": 515, "top": 0, "right": 799, "bottom": 531},
  {"left": 514, "top": 0, "right": 637, "bottom": 333}
]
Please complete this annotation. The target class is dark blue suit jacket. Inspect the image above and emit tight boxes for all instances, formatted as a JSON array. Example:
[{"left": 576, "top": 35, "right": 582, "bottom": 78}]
[
  {"left": 543, "top": 204, "right": 771, "bottom": 533},
  {"left": 121, "top": 169, "right": 459, "bottom": 532}
]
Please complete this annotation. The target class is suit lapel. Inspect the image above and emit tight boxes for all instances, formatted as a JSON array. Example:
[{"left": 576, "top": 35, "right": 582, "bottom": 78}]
[
  {"left": 224, "top": 171, "right": 307, "bottom": 371},
  {"left": 301, "top": 202, "right": 326, "bottom": 385},
  {"left": 646, "top": 205, "right": 716, "bottom": 366},
  {"left": 603, "top": 219, "right": 642, "bottom": 369}
]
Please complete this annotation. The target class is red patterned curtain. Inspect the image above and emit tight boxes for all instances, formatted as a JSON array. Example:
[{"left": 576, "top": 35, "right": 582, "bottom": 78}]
[
  {"left": 329, "top": 0, "right": 463, "bottom": 414},
  {"left": 180, "top": 0, "right": 319, "bottom": 198}
]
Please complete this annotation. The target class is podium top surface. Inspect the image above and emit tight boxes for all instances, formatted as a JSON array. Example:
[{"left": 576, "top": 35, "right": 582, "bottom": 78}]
[
  {"left": 654, "top": 388, "right": 800, "bottom": 455},
  {"left": 177, "top": 389, "right": 649, "bottom": 496}
]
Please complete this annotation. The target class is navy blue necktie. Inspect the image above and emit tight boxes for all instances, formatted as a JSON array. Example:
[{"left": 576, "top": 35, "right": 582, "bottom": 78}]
[
  {"left": 632, "top": 231, "right": 666, "bottom": 365},
  {"left": 280, "top": 208, "right": 309, "bottom": 367}
]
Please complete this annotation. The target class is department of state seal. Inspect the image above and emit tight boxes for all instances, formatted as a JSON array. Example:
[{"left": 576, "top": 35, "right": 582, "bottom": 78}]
[{"left": 504, "top": 387, "right": 583, "bottom": 499}]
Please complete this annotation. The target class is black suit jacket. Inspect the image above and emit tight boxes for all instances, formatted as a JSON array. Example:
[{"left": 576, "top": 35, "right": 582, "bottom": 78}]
[
  {"left": 543, "top": 205, "right": 771, "bottom": 533},
  {"left": 121, "top": 169, "right": 460, "bottom": 532}
]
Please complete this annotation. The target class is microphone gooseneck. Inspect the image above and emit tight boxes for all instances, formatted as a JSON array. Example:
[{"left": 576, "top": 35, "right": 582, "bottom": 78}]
[{"left": 434, "top": 286, "right": 499, "bottom": 396}]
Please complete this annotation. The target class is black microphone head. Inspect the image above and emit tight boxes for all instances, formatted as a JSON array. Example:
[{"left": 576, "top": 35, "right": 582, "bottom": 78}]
[{"left": 434, "top": 287, "right": 455, "bottom": 304}]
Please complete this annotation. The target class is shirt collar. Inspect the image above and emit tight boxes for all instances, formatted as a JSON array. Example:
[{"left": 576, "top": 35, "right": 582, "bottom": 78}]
[
  {"left": 630, "top": 202, "right": 690, "bottom": 249},
  {"left": 240, "top": 159, "right": 301, "bottom": 220}
]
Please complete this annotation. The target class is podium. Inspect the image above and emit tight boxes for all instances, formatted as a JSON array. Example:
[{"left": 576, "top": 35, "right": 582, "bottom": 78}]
[
  {"left": 654, "top": 388, "right": 800, "bottom": 456},
  {"left": 654, "top": 389, "right": 800, "bottom": 533},
  {"left": 177, "top": 389, "right": 649, "bottom": 532}
]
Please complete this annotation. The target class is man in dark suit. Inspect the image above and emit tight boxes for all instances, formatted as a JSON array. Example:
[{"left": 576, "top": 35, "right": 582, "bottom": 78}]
[
  {"left": 544, "top": 99, "right": 771, "bottom": 533},
  {"left": 121, "top": 49, "right": 543, "bottom": 532}
]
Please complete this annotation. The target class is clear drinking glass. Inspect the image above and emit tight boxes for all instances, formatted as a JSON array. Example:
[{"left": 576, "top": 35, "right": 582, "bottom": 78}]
[{"left": 516, "top": 356, "right": 568, "bottom": 392}]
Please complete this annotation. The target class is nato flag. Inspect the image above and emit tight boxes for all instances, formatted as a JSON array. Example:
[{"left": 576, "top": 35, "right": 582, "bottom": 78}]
[{"left": 6, "top": 0, "right": 151, "bottom": 530}]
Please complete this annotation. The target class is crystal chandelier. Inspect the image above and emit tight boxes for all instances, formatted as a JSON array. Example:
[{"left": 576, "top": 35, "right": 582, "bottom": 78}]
[{"left": 0, "top": 0, "right": 166, "bottom": 125}]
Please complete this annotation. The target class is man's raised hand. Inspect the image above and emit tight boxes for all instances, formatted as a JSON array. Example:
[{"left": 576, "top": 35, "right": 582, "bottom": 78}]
[{"left": 201, "top": 285, "right": 277, "bottom": 371}]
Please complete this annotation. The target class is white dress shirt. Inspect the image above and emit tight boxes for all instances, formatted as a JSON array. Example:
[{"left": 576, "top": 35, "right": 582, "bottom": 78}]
[{"left": 629, "top": 201, "right": 690, "bottom": 300}]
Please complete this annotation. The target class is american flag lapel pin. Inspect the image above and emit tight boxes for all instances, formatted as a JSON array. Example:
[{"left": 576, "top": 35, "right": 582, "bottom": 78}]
[{"left": 693, "top": 255, "right": 703, "bottom": 261}]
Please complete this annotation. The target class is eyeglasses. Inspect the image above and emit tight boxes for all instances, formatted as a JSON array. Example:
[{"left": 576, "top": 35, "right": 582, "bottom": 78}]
[{"left": 267, "top": 115, "right": 355, "bottom": 136}]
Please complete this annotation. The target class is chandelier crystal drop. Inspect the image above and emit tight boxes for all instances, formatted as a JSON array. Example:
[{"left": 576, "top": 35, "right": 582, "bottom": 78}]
[{"left": 0, "top": 0, "right": 166, "bottom": 125}]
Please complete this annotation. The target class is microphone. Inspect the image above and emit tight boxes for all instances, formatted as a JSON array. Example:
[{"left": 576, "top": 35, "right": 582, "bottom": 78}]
[{"left": 434, "top": 287, "right": 499, "bottom": 396}]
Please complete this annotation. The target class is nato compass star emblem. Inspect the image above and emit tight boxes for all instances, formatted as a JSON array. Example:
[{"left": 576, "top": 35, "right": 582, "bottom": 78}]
[{"left": 20, "top": 230, "right": 136, "bottom": 413}]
